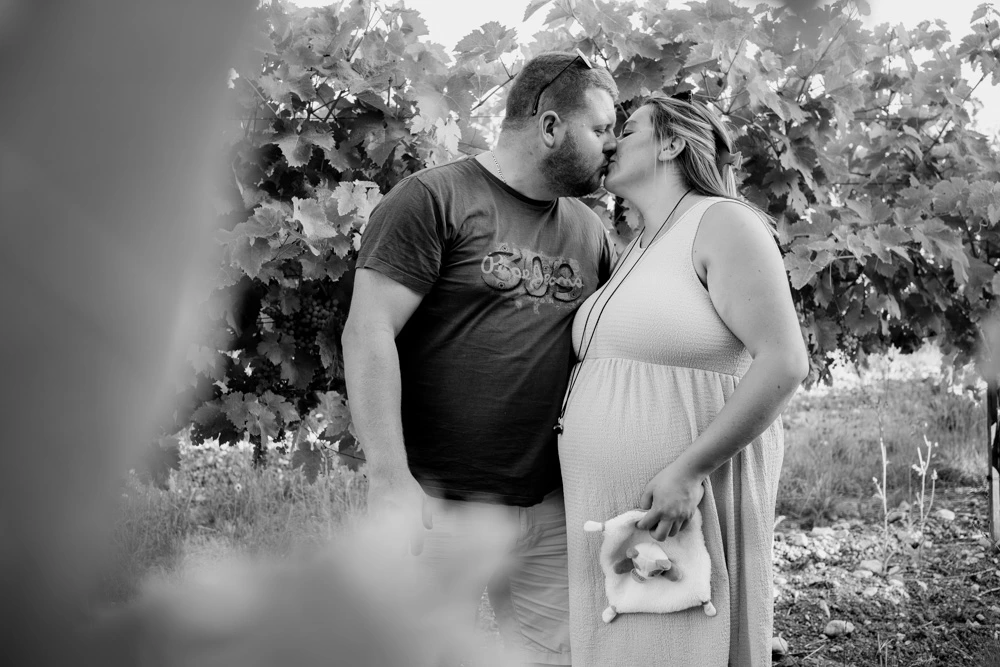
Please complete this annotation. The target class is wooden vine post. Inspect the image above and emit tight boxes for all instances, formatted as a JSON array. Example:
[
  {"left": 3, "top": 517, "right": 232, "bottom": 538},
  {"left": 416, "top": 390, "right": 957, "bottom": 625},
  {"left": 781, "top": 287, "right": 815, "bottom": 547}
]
[{"left": 989, "top": 382, "right": 1000, "bottom": 544}]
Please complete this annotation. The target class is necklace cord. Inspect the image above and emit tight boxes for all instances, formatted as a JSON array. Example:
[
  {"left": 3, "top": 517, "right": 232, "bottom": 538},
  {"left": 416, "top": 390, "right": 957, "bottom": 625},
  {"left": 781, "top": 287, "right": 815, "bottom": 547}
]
[
  {"left": 555, "top": 189, "right": 693, "bottom": 433},
  {"left": 490, "top": 151, "right": 506, "bottom": 183}
]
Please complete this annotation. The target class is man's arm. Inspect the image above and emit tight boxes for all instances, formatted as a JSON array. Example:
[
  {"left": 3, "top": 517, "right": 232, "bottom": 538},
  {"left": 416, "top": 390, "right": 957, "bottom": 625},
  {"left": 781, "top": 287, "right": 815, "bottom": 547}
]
[{"left": 342, "top": 267, "right": 432, "bottom": 550}]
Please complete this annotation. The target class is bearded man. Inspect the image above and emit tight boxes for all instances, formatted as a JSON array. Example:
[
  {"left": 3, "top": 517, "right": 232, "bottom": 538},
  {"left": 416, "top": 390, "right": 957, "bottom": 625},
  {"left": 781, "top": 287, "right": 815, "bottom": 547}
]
[{"left": 343, "top": 52, "right": 619, "bottom": 667}]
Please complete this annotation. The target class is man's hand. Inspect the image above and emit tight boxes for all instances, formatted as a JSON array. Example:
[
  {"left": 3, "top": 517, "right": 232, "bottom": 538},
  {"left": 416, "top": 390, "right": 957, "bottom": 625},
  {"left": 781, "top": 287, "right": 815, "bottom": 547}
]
[
  {"left": 366, "top": 465, "right": 434, "bottom": 555},
  {"left": 635, "top": 463, "right": 706, "bottom": 541}
]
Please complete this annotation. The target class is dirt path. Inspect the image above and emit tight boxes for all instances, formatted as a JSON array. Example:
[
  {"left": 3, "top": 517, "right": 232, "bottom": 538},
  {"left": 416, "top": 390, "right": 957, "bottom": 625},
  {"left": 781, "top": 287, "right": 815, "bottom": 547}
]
[{"left": 772, "top": 485, "right": 1000, "bottom": 666}]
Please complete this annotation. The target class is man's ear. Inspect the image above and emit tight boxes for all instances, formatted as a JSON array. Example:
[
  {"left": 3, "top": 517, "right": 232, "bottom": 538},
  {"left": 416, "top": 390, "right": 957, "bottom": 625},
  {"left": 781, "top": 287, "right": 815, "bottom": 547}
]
[
  {"left": 540, "top": 111, "right": 563, "bottom": 148},
  {"left": 657, "top": 135, "right": 685, "bottom": 162}
]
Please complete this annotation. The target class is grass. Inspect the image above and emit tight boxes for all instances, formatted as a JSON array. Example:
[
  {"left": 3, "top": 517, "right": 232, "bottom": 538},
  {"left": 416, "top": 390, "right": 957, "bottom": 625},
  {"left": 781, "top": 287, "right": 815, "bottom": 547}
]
[
  {"left": 98, "top": 443, "right": 367, "bottom": 605},
  {"left": 778, "top": 346, "right": 986, "bottom": 524},
  {"left": 103, "top": 346, "right": 990, "bottom": 604}
]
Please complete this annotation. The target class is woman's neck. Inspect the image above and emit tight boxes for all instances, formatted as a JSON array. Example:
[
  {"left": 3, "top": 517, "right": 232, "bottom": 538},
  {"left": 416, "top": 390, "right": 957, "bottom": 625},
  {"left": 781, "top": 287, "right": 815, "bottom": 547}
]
[{"left": 633, "top": 180, "right": 699, "bottom": 247}]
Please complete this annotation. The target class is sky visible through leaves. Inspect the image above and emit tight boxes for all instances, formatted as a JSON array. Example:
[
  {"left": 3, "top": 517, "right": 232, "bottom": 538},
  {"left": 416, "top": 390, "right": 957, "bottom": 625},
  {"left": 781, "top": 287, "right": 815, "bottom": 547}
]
[{"left": 292, "top": 0, "right": 1000, "bottom": 136}]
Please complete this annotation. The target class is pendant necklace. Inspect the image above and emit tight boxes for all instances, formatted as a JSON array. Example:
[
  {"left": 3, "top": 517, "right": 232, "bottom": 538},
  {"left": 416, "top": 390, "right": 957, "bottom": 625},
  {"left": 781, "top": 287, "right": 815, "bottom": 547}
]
[{"left": 554, "top": 189, "right": 693, "bottom": 434}]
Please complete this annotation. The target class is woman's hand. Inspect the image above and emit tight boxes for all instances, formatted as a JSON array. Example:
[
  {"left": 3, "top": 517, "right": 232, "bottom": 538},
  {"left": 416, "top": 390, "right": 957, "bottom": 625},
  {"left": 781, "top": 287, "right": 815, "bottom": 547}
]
[{"left": 635, "top": 464, "right": 706, "bottom": 541}]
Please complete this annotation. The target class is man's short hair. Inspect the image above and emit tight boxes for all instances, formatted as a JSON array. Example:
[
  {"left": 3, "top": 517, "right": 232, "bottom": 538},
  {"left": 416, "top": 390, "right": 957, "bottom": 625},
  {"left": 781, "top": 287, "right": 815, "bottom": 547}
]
[{"left": 502, "top": 52, "right": 618, "bottom": 131}]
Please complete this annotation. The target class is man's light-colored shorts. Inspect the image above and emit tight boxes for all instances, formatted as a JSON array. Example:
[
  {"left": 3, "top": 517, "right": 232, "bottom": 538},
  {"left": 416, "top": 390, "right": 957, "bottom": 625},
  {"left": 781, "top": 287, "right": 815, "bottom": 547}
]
[{"left": 419, "top": 489, "right": 571, "bottom": 666}]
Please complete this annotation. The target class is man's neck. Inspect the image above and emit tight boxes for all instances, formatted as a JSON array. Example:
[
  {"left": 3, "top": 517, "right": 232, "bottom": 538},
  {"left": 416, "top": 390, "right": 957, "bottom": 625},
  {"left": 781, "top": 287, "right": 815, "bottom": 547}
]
[{"left": 482, "top": 137, "right": 561, "bottom": 201}]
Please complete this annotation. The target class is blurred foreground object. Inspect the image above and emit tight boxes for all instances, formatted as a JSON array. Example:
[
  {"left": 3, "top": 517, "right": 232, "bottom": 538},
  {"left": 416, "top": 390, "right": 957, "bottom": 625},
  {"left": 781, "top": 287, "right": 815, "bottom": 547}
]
[
  {"left": 87, "top": 510, "right": 518, "bottom": 667},
  {"left": 0, "top": 6, "right": 521, "bottom": 664},
  {"left": 0, "top": 1, "right": 254, "bottom": 665}
]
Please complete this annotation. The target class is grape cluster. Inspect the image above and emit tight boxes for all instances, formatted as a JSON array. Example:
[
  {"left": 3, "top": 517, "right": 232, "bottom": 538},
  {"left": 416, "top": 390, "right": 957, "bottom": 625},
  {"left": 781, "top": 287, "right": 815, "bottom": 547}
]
[
  {"left": 251, "top": 359, "right": 287, "bottom": 390},
  {"left": 261, "top": 285, "right": 334, "bottom": 355},
  {"left": 230, "top": 281, "right": 346, "bottom": 420},
  {"left": 288, "top": 295, "right": 333, "bottom": 352}
]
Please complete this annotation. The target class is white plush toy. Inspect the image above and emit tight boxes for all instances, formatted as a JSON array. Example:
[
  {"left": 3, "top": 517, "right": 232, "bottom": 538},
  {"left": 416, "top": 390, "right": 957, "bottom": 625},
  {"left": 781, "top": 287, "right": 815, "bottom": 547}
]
[{"left": 584, "top": 508, "right": 716, "bottom": 623}]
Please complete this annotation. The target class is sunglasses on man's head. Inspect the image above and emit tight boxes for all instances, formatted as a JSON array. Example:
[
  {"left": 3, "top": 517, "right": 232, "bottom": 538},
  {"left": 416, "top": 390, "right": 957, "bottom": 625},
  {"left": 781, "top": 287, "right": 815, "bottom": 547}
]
[{"left": 530, "top": 48, "right": 595, "bottom": 116}]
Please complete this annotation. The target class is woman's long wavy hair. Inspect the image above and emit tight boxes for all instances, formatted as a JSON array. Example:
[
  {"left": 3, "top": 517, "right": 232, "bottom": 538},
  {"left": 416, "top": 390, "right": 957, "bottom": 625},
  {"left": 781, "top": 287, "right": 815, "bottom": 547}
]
[{"left": 643, "top": 95, "right": 772, "bottom": 228}]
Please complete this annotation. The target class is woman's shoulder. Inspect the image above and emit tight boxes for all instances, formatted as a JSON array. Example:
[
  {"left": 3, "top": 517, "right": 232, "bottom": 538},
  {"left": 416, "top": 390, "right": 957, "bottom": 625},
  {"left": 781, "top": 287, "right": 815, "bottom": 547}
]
[
  {"left": 701, "top": 196, "right": 768, "bottom": 222},
  {"left": 698, "top": 197, "right": 776, "bottom": 243},
  {"left": 691, "top": 197, "right": 781, "bottom": 275}
]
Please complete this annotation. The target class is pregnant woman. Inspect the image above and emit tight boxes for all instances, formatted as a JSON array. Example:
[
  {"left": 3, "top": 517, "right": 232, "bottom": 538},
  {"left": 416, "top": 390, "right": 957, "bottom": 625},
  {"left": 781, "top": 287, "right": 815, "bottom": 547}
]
[{"left": 558, "top": 95, "right": 809, "bottom": 665}]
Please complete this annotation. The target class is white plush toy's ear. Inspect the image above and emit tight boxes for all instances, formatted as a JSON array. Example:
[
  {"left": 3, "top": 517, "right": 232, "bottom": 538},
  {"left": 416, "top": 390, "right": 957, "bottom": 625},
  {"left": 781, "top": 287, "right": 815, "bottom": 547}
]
[{"left": 583, "top": 521, "right": 604, "bottom": 532}]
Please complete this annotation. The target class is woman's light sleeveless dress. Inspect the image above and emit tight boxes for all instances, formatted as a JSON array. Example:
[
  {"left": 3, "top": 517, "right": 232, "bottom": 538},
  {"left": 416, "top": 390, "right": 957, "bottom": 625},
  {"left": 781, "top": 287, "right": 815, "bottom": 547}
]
[{"left": 558, "top": 197, "right": 783, "bottom": 666}]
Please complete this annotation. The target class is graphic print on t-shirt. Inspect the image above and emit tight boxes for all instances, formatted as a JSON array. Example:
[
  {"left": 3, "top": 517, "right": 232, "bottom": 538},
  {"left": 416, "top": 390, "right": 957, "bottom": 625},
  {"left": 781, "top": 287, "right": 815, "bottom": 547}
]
[{"left": 481, "top": 242, "right": 585, "bottom": 310}]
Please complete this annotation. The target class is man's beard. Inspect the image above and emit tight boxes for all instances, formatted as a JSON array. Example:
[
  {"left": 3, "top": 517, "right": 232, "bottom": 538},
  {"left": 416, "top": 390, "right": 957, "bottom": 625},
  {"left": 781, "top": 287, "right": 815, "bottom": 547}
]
[{"left": 542, "top": 130, "right": 606, "bottom": 197}]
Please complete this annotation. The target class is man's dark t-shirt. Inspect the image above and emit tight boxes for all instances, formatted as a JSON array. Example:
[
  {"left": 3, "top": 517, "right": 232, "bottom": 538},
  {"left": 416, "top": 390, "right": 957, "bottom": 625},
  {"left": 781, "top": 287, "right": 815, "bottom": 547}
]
[{"left": 357, "top": 158, "right": 613, "bottom": 506}]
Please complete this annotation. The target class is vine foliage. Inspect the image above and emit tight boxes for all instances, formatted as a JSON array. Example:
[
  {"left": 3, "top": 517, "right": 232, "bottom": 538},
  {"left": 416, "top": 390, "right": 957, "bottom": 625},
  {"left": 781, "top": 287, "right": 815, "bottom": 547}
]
[{"left": 165, "top": 0, "right": 1000, "bottom": 476}]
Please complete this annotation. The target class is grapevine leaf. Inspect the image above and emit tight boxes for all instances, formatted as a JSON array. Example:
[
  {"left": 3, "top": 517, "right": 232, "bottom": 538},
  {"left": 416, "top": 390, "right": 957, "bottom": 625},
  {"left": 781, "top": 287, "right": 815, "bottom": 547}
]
[
  {"left": 524, "top": 0, "right": 554, "bottom": 21},
  {"left": 257, "top": 332, "right": 296, "bottom": 366},
  {"left": 843, "top": 233, "right": 870, "bottom": 261},
  {"left": 785, "top": 246, "right": 834, "bottom": 289},
  {"left": 747, "top": 77, "right": 785, "bottom": 119},
  {"left": 300, "top": 253, "right": 350, "bottom": 281},
  {"left": 872, "top": 225, "right": 912, "bottom": 260},
  {"left": 383, "top": 6, "right": 429, "bottom": 38},
  {"left": 282, "top": 354, "right": 317, "bottom": 390},
  {"left": 315, "top": 390, "right": 352, "bottom": 437},
  {"left": 778, "top": 140, "right": 818, "bottom": 191},
  {"left": 331, "top": 234, "right": 354, "bottom": 258},
  {"left": 223, "top": 392, "right": 280, "bottom": 441},
  {"left": 788, "top": 183, "right": 809, "bottom": 216},
  {"left": 261, "top": 390, "right": 299, "bottom": 425},
  {"left": 332, "top": 180, "right": 383, "bottom": 222},
  {"left": 804, "top": 315, "right": 842, "bottom": 353},
  {"left": 968, "top": 180, "right": 1000, "bottom": 224},
  {"left": 813, "top": 263, "right": 835, "bottom": 308},
  {"left": 412, "top": 84, "right": 452, "bottom": 123},
  {"left": 763, "top": 169, "right": 797, "bottom": 198},
  {"left": 257, "top": 72, "right": 294, "bottom": 103},
  {"left": 683, "top": 41, "right": 717, "bottom": 71},
  {"left": 612, "top": 30, "right": 663, "bottom": 62},
  {"left": 317, "top": 330, "right": 340, "bottom": 369},
  {"left": 614, "top": 57, "right": 682, "bottom": 101},
  {"left": 846, "top": 198, "right": 873, "bottom": 225},
  {"left": 544, "top": 0, "right": 577, "bottom": 24},
  {"left": 435, "top": 119, "right": 462, "bottom": 157},
  {"left": 222, "top": 392, "right": 253, "bottom": 433},
  {"left": 931, "top": 178, "right": 967, "bottom": 213},
  {"left": 293, "top": 196, "right": 338, "bottom": 240},
  {"left": 220, "top": 203, "right": 287, "bottom": 243},
  {"left": 966, "top": 257, "right": 996, "bottom": 302},
  {"left": 365, "top": 122, "right": 411, "bottom": 165},
  {"left": 192, "top": 402, "right": 225, "bottom": 427},
  {"left": 455, "top": 22, "right": 518, "bottom": 65},
  {"left": 229, "top": 237, "right": 273, "bottom": 279},
  {"left": 275, "top": 132, "right": 315, "bottom": 168}
]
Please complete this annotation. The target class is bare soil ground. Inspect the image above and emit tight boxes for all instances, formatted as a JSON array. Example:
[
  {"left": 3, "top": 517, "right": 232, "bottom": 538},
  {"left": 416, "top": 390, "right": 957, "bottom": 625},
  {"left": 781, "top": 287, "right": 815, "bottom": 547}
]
[{"left": 772, "top": 485, "right": 1000, "bottom": 666}]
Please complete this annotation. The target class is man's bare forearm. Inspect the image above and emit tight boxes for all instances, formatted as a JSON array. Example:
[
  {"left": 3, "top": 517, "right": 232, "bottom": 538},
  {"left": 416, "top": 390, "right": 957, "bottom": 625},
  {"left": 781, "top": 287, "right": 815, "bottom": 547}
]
[{"left": 342, "top": 325, "right": 410, "bottom": 475}]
